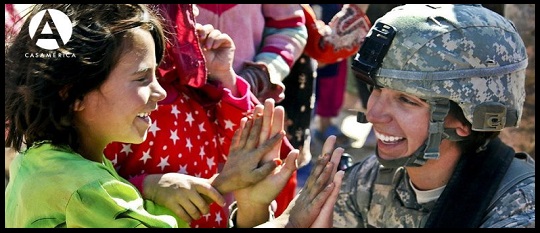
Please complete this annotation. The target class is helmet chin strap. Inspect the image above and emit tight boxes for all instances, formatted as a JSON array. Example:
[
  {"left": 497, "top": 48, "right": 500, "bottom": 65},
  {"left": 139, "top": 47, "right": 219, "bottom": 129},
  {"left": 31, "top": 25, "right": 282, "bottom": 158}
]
[{"left": 376, "top": 98, "right": 456, "bottom": 168}]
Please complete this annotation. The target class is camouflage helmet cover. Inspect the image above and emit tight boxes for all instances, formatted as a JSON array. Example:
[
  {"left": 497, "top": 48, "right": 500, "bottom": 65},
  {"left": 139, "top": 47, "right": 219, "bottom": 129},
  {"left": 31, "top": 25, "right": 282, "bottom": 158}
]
[{"left": 365, "top": 4, "right": 528, "bottom": 131}]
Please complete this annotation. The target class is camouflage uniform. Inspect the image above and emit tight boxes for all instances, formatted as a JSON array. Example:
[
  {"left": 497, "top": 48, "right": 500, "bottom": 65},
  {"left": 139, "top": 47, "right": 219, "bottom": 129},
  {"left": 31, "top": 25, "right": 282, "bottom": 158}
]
[
  {"left": 335, "top": 4, "right": 535, "bottom": 228},
  {"left": 333, "top": 153, "right": 535, "bottom": 228}
]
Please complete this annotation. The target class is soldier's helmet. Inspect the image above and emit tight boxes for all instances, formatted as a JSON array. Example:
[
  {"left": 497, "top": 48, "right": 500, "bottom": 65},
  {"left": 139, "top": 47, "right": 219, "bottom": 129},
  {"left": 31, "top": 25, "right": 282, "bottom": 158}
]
[{"left": 352, "top": 4, "right": 528, "bottom": 167}]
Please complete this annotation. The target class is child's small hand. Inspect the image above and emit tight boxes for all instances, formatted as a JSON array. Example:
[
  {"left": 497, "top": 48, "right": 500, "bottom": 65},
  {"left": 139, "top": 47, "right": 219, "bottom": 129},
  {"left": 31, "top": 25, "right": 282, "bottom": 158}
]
[
  {"left": 211, "top": 99, "right": 285, "bottom": 195},
  {"left": 143, "top": 173, "right": 225, "bottom": 223},
  {"left": 196, "top": 23, "right": 236, "bottom": 87}
]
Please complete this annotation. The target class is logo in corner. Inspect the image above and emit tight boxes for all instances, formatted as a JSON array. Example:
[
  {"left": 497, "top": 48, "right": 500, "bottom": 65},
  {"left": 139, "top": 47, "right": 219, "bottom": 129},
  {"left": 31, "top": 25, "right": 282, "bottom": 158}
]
[{"left": 28, "top": 9, "right": 72, "bottom": 50}]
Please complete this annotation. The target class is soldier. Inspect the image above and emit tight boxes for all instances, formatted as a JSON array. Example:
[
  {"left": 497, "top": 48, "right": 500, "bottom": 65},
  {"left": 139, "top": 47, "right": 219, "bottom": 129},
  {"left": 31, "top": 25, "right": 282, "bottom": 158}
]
[{"left": 333, "top": 4, "right": 535, "bottom": 228}]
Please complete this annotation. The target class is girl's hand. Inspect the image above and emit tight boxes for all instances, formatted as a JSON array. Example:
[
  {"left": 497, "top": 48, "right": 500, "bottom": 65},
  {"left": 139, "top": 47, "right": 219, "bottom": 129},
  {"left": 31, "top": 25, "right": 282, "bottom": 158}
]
[
  {"left": 143, "top": 173, "right": 225, "bottom": 223},
  {"left": 196, "top": 23, "right": 237, "bottom": 92}
]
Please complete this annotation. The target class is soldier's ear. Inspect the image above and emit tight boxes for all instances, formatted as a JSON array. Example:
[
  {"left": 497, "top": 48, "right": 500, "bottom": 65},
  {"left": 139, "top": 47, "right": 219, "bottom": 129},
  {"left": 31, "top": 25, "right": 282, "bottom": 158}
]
[
  {"left": 445, "top": 114, "right": 471, "bottom": 137},
  {"left": 455, "top": 124, "right": 471, "bottom": 137}
]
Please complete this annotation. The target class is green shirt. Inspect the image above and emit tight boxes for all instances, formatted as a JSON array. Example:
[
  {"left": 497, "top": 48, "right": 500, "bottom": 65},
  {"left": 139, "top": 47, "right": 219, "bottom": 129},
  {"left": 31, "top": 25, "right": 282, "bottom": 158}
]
[{"left": 5, "top": 142, "right": 190, "bottom": 228}]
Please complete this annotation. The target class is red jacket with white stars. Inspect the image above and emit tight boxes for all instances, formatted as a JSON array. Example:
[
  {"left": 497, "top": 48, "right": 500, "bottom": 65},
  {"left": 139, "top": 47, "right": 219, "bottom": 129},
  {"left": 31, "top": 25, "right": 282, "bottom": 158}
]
[
  {"left": 105, "top": 78, "right": 253, "bottom": 228},
  {"left": 103, "top": 4, "right": 296, "bottom": 228}
]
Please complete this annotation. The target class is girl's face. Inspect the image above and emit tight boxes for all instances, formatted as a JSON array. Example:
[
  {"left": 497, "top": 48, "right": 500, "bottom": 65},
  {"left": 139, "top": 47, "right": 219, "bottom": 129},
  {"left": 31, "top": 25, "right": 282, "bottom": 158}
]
[
  {"left": 74, "top": 28, "right": 166, "bottom": 147},
  {"left": 365, "top": 87, "right": 430, "bottom": 161}
]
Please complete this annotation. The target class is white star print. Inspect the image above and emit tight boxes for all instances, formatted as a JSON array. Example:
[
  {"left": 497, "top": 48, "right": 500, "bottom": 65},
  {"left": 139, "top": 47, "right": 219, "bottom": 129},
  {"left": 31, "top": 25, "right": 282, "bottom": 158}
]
[
  {"left": 185, "top": 112, "right": 195, "bottom": 127},
  {"left": 120, "top": 144, "right": 133, "bottom": 155},
  {"left": 219, "top": 136, "right": 225, "bottom": 145},
  {"left": 178, "top": 164, "right": 188, "bottom": 174},
  {"left": 198, "top": 122, "right": 206, "bottom": 133},
  {"left": 157, "top": 155, "right": 170, "bottom": 171},
  {"left": 139, "top": 149, "right": 152, "bottom": 164},
  {"left": 215, "top": 211, "right": 223, "bottom": 225},
  {"left": 186, "top": 138, "right": 193, "bottom": 152},
  {"left": 199, "top": 146, "right": 205, "bottom": 160},
  {"left": 111, "top": 153, "right": 118, "bottom": 165},
  {"left": 203, "top": 213, "right": 211, "bottom": 221},
  {"left": 224, "top": 119, "right": 235, "bottom": 131},
  {"left": 182, "top": 92, "right": 190, "bottom": 100},
  {"left": 169, "top": 129, "right": 180, "bottom": 145},
  {"left": 206, "top": 157, "right": 215, "bottom": 170},
  {"left": 171, "top": 105, "right": 181, "bottom": 119},
  {"left": 148, "top": 119, "right": 160, "bottom": 137}
]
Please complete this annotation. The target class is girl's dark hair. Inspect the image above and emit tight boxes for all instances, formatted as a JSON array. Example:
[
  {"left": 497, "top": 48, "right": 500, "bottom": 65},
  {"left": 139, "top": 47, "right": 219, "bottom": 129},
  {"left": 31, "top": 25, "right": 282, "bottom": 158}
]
[
  {"left": 448, "top": 101, "right": 500, "bottom": 153},
  {"left": 5, "top": 4, "right": 166, "bottom": 152}
]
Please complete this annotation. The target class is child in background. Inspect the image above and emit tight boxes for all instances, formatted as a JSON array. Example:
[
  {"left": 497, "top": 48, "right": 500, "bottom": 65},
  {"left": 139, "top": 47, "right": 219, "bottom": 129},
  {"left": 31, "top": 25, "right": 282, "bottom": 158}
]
[
  {"left": 306, "top": 4, "right": 372, "bottom": 148},
  {"left": 195, "top": 4, "right": 308, "bottom": 217}
]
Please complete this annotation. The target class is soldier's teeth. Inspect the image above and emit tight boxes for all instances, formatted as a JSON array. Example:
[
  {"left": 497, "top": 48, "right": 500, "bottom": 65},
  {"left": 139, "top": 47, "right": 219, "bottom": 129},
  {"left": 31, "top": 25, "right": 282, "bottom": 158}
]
[{"left": 375, "top": 131, "right": 403, "bottom": 142}]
